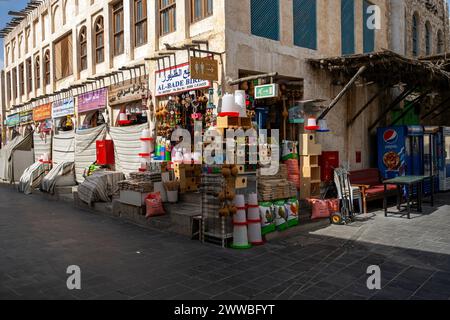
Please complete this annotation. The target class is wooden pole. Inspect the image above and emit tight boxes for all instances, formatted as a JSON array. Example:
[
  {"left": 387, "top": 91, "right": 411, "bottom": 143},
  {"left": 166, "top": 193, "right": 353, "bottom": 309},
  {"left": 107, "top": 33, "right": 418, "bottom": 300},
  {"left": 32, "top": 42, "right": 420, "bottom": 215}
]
[
  {"left": 318, "top": 66, "right": 367, "bottom": 120},
  {"left": 368, "top": 86, "right": 417, "bottom": 132},
  {"left": 388, "top": 91, "right": 429, "bottom": 126},
  {"left": 421, "top": 95, "right": 450, "bottom": 120}
]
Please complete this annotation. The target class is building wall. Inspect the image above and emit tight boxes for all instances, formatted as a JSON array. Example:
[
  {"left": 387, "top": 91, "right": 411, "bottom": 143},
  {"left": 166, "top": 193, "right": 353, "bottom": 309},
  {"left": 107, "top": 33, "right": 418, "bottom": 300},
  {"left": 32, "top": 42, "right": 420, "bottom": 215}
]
[
  {"left": 223, "top": 0, "right": 390, "bottom": 169},
  {"left": 391, "top": 0, "right": 449, "bottom": 56}
]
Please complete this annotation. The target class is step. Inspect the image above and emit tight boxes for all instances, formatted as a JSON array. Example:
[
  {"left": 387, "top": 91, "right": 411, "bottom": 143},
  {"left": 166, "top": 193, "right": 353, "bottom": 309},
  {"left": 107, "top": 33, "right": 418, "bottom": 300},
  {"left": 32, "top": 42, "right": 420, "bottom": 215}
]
[{"left": 264, "top": 218, "right": 330, "bottom": 242}]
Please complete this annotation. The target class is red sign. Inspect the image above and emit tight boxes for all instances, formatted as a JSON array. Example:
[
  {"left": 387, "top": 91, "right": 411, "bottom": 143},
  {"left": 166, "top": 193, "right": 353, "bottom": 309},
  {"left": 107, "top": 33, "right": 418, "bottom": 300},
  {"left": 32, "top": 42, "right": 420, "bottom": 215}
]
[{"left": 33, "top": 104, "right": 52, "bottom": 121}]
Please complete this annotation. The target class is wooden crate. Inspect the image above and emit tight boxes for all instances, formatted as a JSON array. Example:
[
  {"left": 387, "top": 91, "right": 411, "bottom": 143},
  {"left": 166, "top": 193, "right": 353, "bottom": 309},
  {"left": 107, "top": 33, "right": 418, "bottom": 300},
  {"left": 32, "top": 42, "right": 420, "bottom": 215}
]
[
  {"left": 217, "top": 116, "right": 239, "bottom": 128},
  {"left": 235, "top": 177, "right": 248, "bottom": 189},
  {"left": 239, "top": 117, "right": 252, "bottom": 128}
]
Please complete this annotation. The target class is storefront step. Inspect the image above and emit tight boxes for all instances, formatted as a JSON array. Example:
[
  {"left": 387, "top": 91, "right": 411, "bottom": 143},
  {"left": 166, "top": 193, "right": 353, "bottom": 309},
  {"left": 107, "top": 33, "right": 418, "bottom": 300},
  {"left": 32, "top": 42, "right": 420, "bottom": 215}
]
[
  {"left": 37, "top": 186, "right": 76, "bottom": 203},
  {"left": 264, "top": 217, "right": 330, "bottom": 242}
]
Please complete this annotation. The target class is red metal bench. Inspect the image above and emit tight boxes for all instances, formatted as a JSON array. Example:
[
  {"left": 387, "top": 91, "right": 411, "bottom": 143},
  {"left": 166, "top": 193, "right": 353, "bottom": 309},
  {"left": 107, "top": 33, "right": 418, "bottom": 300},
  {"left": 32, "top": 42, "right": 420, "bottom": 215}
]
[{"left": 349, "top": 168, "right": 398, "bottom": 213}]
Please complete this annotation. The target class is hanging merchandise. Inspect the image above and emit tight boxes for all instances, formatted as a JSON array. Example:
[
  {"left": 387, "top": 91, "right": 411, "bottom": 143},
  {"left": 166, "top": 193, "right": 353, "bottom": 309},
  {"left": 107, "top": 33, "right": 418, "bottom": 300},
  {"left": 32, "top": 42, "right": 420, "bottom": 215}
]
[
  {"left": 282, "top": 141, "right": 299, "bottom": 161},
  {"left": 305, "top": 118, "right": 320, "bottom": 131},
  {"left": 289, "top": 101, "right": 306, "bottom": 124},
  {"left": 317, "top": 119, "right": 331, "bottom": 133},
  {"left": 220, "top": 93, "right": 240, "bottom": 117}
]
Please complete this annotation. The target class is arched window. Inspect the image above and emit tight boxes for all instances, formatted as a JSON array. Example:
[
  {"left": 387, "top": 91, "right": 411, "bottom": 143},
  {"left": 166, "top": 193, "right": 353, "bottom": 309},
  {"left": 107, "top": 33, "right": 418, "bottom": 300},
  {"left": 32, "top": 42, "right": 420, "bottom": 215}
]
[
  {"left": 425, "top": 22, "right": 432, "bottom": 56},
  {"left": 44, "top": 49, "right": 51, "bottom": 85},
  {"left": 35, "top": 56, "right": 41, "bottom": 89},
  {"left": 437, "top": 30, "right": 444, "bottom": 54},
  {"left": 412, "top": 13, "right": 419, "bottom": 57},
  {"left": 79, "top": 26, "right": 87, "bottom": 71},
  {"left": 94, "top": 16, "right": 104, "bottom": 64}
]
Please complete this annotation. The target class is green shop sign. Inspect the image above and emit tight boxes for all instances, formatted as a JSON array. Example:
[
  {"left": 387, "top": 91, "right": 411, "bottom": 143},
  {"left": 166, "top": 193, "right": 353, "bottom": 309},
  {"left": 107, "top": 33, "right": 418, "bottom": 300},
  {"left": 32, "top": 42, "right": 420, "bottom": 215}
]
[
  {"left": 6, "top": 114, "right": 20, "bottom": 127},
  {"left": 255, "top": 84, "right": 279, "bottom": 99}
]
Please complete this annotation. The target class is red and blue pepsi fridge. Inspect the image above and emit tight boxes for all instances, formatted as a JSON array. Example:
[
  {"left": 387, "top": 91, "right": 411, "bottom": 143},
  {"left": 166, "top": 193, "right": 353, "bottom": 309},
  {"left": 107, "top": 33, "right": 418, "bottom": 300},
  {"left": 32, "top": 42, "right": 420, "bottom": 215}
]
[{"left": 377, "top": 126, "right": 424, "bottom": 180}]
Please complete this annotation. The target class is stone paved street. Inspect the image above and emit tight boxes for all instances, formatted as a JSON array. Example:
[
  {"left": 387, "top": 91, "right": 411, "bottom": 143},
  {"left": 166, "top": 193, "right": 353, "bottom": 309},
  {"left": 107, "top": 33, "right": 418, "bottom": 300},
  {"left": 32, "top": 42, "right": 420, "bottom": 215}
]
[{"left": 1, "top": 183, "right": 450, "bottom": 300}]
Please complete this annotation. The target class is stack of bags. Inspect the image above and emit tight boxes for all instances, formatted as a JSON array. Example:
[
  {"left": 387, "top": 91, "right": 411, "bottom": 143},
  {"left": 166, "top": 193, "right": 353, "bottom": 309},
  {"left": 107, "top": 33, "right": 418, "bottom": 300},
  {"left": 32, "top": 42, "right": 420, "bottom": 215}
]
[
  {"left": 118, "top": 180, "right": 154, "bottom": 193},
  {"left": 285, "top": 159, "right": 300, "bottom": 190}
]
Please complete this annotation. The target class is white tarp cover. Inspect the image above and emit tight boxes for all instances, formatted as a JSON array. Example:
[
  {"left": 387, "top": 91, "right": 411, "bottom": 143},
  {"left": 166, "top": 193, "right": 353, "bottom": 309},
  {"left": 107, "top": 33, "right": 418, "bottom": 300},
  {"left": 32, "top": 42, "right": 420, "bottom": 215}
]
[
  {"left": 75, "top": 125, "right": 107, "bottom": 184},
  {"left": 40, "top": 130, "right": 76, "bottom": 193},
  {"left": 18, "top": 162, "right": 49, "bottom": 194},
  {"left": 33, "top": 131, "right": 52, "bottom": 161},
  {"left": 52, "top": 130, "right": 75, "bottom": 165},
  {"left": 109, "top": 124, "right": 148, "bottom": 177},
  {"left": 77, "top": 171, "right": 124, "bottom": 205},
  {"left": 0, "top": 133, "right": 33, "bottom": 182},
  {"left": 40, "top": 162, "right": 75, "bottom": 194}
]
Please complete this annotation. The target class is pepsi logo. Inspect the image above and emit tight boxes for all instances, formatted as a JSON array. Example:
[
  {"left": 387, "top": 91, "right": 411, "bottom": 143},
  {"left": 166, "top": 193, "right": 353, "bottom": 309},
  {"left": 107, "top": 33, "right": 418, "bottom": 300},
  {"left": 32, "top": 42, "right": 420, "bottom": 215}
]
[{"left": 383, "top": 129, "right": 398, "bottom": 144}]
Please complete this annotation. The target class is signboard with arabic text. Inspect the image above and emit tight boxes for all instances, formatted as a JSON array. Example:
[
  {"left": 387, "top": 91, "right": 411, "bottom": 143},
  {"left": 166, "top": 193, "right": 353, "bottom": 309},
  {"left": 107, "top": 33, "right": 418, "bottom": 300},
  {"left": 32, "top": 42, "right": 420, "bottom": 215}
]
[
  {"left": 20, "top": 111, "right": 33, "bottom": 124},
  {"left": 6, "top": 114, "right": 20, "bottom": 127},
  {"left": 155, "top": 63, "right": 210, "bottom": 97},
  {"left": 78, "top": 88, "right": 108, "bottom": 114},
  {"left": 33, "top": 104, "right": 52, "bottom": 122},
  {"left": 52, "top": 98, "right": 75, "bottom": 118}
]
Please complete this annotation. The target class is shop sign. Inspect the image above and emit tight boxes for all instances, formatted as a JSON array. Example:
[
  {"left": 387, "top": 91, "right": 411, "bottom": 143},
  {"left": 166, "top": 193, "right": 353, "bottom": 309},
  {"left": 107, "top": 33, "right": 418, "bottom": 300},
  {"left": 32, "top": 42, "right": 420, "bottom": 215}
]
[
  {"left": 6, "top": 114, "right": 20, "bottom": 127},
  {"left": 189, "top": 57, "right": 219, "bottom": 82},
  {"left": 33, "top": 104, "right": 52, "bottom": 122},
  {"left": 255, "top": 84, "right": 279, "bottom": 100},
  {"left": 19, "top": 111, "right": 33, "bottom": 124},
  {"left": 155, "top": 63, "right": 210, "bottom": 97},
  {"left": 52, "top": 98, "right": 75, "bottom": 118},
  {"left": 78, "top": 88, "right": 107, "bottom": 113},
  {"left": 109, "top": 80, "right": 147, "bottom": 106}
]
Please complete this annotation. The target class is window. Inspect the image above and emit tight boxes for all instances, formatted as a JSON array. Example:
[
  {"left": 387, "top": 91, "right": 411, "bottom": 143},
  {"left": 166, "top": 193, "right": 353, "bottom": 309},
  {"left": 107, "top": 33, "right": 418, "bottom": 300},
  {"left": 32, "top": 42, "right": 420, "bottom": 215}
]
[
  {"left": 19, "top": 63, "right": 25, "bottom": 96},
  {"left": 33, "top": 20, "right": 38, "bottom": 48},
  {"left": 363, "top": 0, "right": 375, "bottom": 53},
  {"left": 160, "top": 0, "right": 176, "bottom": 35},
  {"left": 6, "top": 71, "right": 11, "bottom": 102},
  {"left": 425, "top": 22, "right": 432, "bottom": 56},
  {"left": 44, "top": 49, "right": 51, "bottom": 85},
  {"left": 79, "top": 27, "right": 88, "bottom": 71},
  {"left": 251, "top": 0, "right": 279, "bottom": 41},
  {"left": 412, "top": 13, "right": 419, "bottom": 57},
  {"left": 437, "top": 30, "right": 444, "bottom": 54},
  {"left": 55, "top": 33, "right": 73, "bottom": 80},
  {"left": 341, "top": 0, "right": 355, "bottom": 55},
  {"left": 95, "top": 16, "right": 105, "bottom": 63},
  {"left": 12, "top": 68, "right": 17, "bottom": 99},
  {"left": 293, "top": 0, "right": 317, "bottom": 50},
  {"left": 113, "top": 2, "right": 124, "bottom": 55},
  {"left": 134, "top": 0, "right": 147, "bottom": 46},
  {"left": 26, "top": 58, "right": 32, "bottom": 94},
  {"left": 191, "top": 0, "right": 213, "bottom": 22},
  {"left": 35, "top": 56, "right": 41, "bottom": 89}
]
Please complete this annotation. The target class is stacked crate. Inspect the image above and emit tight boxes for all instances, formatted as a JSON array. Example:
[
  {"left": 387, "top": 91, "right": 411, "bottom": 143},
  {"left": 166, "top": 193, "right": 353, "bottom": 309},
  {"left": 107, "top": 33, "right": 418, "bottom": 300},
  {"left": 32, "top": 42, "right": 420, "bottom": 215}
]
[{"left": 174, "top": 163, "right": 202, "bottom": 193}]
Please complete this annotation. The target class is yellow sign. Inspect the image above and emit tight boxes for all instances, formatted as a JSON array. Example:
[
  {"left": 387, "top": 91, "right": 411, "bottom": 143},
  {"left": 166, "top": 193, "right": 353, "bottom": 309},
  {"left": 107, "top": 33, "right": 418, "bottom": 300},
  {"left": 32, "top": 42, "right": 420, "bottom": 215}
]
[{"left": 190, "top": 57, "right": 219, "bottom": 82}]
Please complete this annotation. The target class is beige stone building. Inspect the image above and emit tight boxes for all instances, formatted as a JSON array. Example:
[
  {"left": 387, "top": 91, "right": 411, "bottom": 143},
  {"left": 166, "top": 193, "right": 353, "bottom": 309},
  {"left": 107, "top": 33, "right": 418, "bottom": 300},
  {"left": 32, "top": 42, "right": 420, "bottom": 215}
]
[{"left": 1, "top": 0, "right": 449, "bottom": 167}]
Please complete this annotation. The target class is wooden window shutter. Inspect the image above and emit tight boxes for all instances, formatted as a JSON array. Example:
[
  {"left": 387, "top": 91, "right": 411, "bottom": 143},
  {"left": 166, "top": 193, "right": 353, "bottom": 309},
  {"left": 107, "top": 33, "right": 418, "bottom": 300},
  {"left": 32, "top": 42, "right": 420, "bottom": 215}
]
[
  {"left": 293, "top": 0, "right": 317, "bottom": 50},
  {"left": 341, "top": 0, "right": 355, "bottom": 55},
  {"left": 250, "top": 0, "right": 279, "bottom": 41}
]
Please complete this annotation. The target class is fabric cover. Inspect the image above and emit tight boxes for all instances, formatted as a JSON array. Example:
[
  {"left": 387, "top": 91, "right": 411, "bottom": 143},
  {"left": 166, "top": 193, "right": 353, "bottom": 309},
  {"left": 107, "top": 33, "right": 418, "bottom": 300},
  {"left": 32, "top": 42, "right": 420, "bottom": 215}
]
[
  {"left": 75, "top": 125, "right": 107, "bottom": 184},
  {"left": 18, "top": 162, "right": 49, "bottom": 194},
  {"left": 33, "top": 131, "right": 52, "bottom": 161},
  {"left": 109, "top": 124, "right": 148, "bottom": 177},
  {"left": 52, "top": 130, "right": 75, "bottom": 165},
  {"left": 0, "top": 133, "right": 33, "bottom": 182},
  {"left": 41, "top": 162, "right": 75, "bottom": 194},
  {"left": 77, "top": 170, "right": 124, "bottom": 205}
]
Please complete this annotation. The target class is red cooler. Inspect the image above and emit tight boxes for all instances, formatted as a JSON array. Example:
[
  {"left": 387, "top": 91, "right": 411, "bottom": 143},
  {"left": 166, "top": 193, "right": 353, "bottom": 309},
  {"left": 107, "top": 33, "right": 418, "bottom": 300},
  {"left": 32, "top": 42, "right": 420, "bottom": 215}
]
[
  {"left": 319, "top": 151, "right": 339, "bottom": 182},
  {"left": 96, "top": 140, "right": 115, "bottom": 165}
]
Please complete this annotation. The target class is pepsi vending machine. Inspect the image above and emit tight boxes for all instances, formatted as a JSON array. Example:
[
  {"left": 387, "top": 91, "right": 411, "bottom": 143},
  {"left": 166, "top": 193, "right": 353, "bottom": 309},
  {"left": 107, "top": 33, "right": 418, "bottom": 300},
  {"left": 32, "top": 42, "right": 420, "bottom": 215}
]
[
  {"left": 437, "top": 127, "right": 450, "bottom": 191},
  {"left": 378, "top": 126, "right": 424, "bottom": 179}
]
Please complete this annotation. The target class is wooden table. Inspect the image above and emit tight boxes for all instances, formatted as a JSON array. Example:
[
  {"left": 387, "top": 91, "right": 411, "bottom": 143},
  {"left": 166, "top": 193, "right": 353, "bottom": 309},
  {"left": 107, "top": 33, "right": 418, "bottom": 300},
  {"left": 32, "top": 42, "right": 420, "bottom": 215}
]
[{"left": 383, "top": 176, "right": 427, "bottom": 219}]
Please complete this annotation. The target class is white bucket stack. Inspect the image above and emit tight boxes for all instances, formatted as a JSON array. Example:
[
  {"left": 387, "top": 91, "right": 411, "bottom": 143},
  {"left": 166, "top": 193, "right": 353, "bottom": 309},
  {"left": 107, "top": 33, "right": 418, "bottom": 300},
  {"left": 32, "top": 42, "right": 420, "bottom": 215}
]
[
  {"left": 139, "top": 129, "right": 152, "bottom": 172},
  {"left": 231, "top": 194, "right": 252, "bottom": 249},
  {"left": 247, "top": 193, "right": 264, "bottom": 246}
]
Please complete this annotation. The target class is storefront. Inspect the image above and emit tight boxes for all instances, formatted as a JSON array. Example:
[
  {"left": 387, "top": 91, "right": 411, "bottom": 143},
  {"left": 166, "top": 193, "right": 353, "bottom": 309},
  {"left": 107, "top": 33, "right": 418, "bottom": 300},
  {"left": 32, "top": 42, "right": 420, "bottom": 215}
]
[
  {"left": 52, "top": 98, "right": 75, "bottom": 133},
  {"left": 108, "top": 77, "right": 149, "bottom": 127},
  {"left": 5, "top": 113, "right": 20, "bottom": 140},
  {"left": 77, "top": 88, "right": 108, "bottom": 130}
]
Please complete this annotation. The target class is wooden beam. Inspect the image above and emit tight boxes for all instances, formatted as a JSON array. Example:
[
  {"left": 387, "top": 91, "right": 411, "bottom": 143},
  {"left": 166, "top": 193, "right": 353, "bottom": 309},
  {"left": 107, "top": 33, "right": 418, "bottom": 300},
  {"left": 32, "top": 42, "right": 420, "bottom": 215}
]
[
  {"left": 228, "top": 73, "right": 278, "bottom": 86},
  {"left": 430, "top": 103, "right": 450, "bottom": 120},
  {"left": 389, "top": 91, "right": 429, "bottom": 126},
  {"left": 318, "top": 66, "right": 367, "bottom": 120},
  {"left": 368, "top": 86, "right": 417, "bottom": 132},
  {"left": 421, "top": 95, "right": 450, "bottom": 120},
  {"left": 347, "top": 83, "right": 390, "bottom": 127}
]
